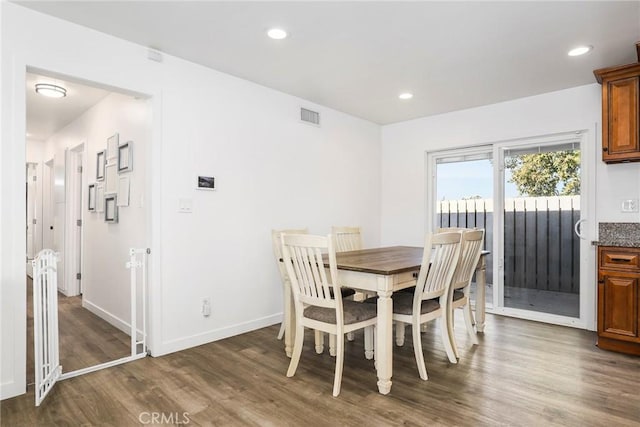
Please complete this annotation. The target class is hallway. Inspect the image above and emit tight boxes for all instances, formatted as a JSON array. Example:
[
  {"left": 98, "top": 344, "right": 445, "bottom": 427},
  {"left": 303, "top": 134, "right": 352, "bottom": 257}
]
[{"left": 27, "top": 277, "right": 130, "bottom": 384}]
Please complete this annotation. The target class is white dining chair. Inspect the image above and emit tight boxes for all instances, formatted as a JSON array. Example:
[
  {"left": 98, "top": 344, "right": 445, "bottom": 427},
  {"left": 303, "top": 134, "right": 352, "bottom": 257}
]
[
  {"left": 273, "top": 228, "right": 331, "bottom": 357},
  {"left": 332, "top": 225, "right": 365, "bottom": 341},
  {"left": 272, "top": 228, "right": 308, "bottom": 342},
  {"left": 447, "top": 229, "right": 484, "bottom": 358},
  {"left": 391, "top": 231, "right": 462, "bottom": 380},
  {"left": 281, "top": 233, "right": 377, "bottom": 396},
  {"left": 331, "top": 226, "right": 362, "bottom": 252}
]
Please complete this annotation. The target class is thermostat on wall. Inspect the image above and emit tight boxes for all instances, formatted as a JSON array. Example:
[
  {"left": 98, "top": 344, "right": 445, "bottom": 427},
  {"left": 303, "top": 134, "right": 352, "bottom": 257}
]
[{"left": 197, "top": 175, "right": 215, "bottom": 190}]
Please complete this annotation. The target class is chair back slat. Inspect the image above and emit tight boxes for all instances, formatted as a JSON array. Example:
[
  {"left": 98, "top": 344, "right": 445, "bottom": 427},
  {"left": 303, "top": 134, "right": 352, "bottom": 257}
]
[
  {"left": 452, "top": 230, "right": 485, "bottom": 290},
  {"left": 415, "top": 232, "right": 462, "bottom": 301},
  {"left": 272, "top": 228, "right": 308, "bottom": 283},
  {"left": 282, "top": 234, "right": 340, "bottom": 311},
  {"left": 332, "top": 226, "right": 362, "bottom": 252}
]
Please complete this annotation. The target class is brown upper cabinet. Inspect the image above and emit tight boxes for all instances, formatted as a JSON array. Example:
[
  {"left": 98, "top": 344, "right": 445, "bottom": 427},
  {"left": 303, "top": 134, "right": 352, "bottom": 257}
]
[{"left": 594, "top": 42, "right": 640, "bottom": 163}]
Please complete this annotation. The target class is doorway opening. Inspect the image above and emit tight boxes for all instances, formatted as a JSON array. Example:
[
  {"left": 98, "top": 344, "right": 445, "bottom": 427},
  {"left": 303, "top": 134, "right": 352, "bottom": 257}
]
[
  {"left": 25, "top": 68, "right": 152, "bottom": 398},
  {"left": 500, "top": 142, "right": 581, "bottom": 318},
  {"left": 428, "top": 131, "right": 593, "bottom": 329}
]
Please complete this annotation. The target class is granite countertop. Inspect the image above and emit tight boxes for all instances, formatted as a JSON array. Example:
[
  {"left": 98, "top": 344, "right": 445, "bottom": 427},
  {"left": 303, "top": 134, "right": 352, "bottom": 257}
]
[{"left": 598, "top": 223, "right": 640, "bottom": 248}]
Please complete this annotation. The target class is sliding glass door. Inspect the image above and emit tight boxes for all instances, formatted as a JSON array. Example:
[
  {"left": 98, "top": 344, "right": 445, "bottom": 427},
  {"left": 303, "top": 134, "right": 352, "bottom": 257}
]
[
  {"left": 429, "top": 147, "right": 494, "bottom": 309},
  {"left": 500, "top": 141, "right": 581, "bottom": 318},
  {"left": 428, "top": 131, "right": 593, "bottom": 329}
]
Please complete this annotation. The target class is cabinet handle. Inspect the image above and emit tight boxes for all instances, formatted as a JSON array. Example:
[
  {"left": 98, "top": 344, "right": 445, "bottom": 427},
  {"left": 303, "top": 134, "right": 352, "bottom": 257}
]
[
  {"left": 603, "top": 147, "right": 608, "bottom": 152},
  {"left": 598, "top": 280, "right": 604, "bottom": 284},
  {"left": 610, "top": 257, "right": 632, "bottom": 262}
]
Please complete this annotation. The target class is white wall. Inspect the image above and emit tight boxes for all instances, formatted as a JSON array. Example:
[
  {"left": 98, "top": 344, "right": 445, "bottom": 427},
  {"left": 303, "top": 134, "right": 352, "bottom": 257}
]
[
  {"left": 158, "top": 56, "right": 381, "bottom": 351},
  {"left": 38, "top": 92, "right": 150, "bottom": 330},
  {"left": 26, "top": 139, "right": 44, "bottom": 163},
  {"left": 1, "top": 3, "right": 381, "bottom": 399},
  {"left": 380, "top": 83, "right": 640, "bottom": 246}
]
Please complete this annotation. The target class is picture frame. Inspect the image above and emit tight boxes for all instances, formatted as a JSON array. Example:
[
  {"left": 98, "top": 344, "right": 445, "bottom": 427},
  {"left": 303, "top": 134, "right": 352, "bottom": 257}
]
[
  {"left": 95, "top": 184, "right": 105, "bottom": 213},
  {"left": 88, "top": 183, "right": 96, "bottom": 211},
  {"left": 117, "top": 176, "right": 130, "bottom": 207},
  {"left": 107, "top": 133, "right": 119, "bottom": 160},
  {"left": 118, "top": 141, "right": 133, "bottom": 173},
  {"left": 104, "top": 194, "right": 118, "bottom": 223},
  {"left": 105, "top": 163, "right": 118, "bottom": 194},
  {"left": 196, "top": 175, "right": 215, "bottom": 191},
  {"left": 96, "top": 150, "right": 106, "bottom": 181}
]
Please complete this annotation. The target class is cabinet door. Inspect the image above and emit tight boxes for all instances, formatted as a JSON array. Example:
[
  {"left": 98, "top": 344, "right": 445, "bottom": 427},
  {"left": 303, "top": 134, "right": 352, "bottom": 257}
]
[
  {"left": 598, "top": 272, "right": 638, "bottom": 339},
  {"left": 604, "top": 76, "right": 639, "bottom": 160}
]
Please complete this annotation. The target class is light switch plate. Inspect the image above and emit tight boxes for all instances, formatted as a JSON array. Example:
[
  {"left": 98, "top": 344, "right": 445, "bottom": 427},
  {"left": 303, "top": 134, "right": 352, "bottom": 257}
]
[
  {"left": 178, "top": 198, "right": 193, "bottom": 213},
  {"left": 621, "top": 199, "right": 639, "bottom": 213}
]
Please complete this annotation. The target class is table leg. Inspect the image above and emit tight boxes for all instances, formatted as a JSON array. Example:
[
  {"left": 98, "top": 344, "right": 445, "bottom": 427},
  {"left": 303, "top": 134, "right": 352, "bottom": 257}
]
[
  {"left": 376, "top": 284, "right": 393, "bottom": 395},
  {"left": 475, "top": 255, "right": 486, "bottom": 333},
  {"left": 284, "top": 279, "right": 295, "bottom": 357}
]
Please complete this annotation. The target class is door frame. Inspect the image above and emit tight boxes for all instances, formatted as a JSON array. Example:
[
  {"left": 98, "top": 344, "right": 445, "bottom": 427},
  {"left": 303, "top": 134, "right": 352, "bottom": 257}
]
[
  {"left": 42, "top": 159, "right": 54, "bottom": 253},
  {"left": 64, "top": 143, "right": 85, "bottom": 297},
  {"left": 426, "top": 130, "right": 597, "bottom": 330},
  {"left": 1, "top": 55, "right": 163, "bottom": 399},
  {"left": 25, "top": 162, "right": 38, "bottom": 261},
  {"left": 425, "top": 144, "right": 494, "bottom": 236}
]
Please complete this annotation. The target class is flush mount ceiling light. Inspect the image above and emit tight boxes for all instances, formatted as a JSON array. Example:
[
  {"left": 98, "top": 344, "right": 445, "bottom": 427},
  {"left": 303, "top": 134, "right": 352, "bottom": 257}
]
[
  {"left": 398, "top": 92, "right": 414, "bottom": 100},
  {"left": 568, "top": 45, "right": 593, "bottom": 57},
  {"left": 35, "top": 83, "right": 67, "bottom": 98},
  {"left": 267, "top": 28, "right": 287, "bottom": 40}
]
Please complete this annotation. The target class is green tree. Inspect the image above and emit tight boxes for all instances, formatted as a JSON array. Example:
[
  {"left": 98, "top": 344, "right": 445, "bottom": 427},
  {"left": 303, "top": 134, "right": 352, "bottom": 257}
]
[{"left": 505, "top": 150, "right": 580, "bottom": 197}]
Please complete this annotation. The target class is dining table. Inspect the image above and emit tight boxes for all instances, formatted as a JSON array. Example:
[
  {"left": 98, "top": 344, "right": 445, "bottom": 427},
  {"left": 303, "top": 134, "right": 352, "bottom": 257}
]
[{"left": 282, "top": 245, "right": 489, "bottom": 395}]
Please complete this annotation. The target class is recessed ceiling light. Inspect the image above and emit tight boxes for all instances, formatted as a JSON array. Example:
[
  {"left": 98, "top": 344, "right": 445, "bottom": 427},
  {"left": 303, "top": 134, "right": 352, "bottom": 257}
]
[
  {"left": 267, "top": 28, "right": 287, "bottom": 40},
  {"left": 35, "top": 83, "right": 67, "bottom": 98},
  {"left": 568, "top": 45, "right": 593, "bottom": 57},
  {"left": 399, "top": 93, "right": 413, "bottom": 100}
]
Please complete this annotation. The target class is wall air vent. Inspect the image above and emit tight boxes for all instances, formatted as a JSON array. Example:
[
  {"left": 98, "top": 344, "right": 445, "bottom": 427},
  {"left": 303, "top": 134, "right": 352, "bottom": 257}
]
[{"left": 300, "top": 107, "right": 320, "bottom": 126}]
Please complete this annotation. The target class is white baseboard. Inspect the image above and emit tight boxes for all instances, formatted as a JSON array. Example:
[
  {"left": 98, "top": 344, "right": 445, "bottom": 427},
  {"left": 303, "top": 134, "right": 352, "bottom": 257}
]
[
  {"left": 155, "top": 314, "right": 282, "bottom": 356},
  {"left": 82, "top": 299, "right": 143, "bottom": 338}
]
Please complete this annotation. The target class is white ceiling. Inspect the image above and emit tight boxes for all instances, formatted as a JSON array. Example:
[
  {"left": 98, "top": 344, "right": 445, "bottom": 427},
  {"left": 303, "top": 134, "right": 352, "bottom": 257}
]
[
  {"left": 26, "top": 71, "right": 110, "bottom": 141},
  {"left": 18, "top": 1, "right": 640, "bottom": 125}
]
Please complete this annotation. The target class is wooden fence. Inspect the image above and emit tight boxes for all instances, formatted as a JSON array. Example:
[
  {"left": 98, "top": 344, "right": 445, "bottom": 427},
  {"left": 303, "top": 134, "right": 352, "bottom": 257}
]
[{"left": 437, "top": 196, "right": 580, "bottom": 294}]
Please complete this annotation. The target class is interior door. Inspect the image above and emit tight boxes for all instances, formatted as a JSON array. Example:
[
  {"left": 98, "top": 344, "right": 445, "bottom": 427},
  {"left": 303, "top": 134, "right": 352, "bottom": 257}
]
[
  {"left": 32, "top": 249, "right": 62, "bottom": 406},
  {"left": 76, "top": 155, "right": 83, "bottom": 294},
  {"left": 26, "top": 163, "right": 38, "bottom": 260},
  {"left": 43, "top": 160, "right": 54, "bottom": 250}
]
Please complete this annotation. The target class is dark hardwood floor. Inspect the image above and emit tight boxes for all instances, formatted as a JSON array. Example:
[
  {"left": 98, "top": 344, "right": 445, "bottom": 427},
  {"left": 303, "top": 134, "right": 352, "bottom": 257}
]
[
  {"left": 26, "top": 277, "right": 131, "bottom": 384},
  {"left": 4, "top": 312, "right": 640, "bottom": 426}
]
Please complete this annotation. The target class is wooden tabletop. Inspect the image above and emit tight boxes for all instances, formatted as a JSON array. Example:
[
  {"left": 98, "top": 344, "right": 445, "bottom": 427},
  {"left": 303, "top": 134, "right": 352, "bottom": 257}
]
[
  {"left": 322, "top": 246, "right": 491, "bottom": 276},
  {"left": 324, "top": 246, "right": 424, "bottom": 275}
]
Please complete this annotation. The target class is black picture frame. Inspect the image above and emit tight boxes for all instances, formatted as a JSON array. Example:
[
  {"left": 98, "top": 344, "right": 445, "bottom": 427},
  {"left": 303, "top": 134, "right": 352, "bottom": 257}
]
[
  {"left": 118, "top": 141, "right": 133, "bottom": 173},
  {"left": 88, "top": 183, "right": 96, "bottom": 211},
  {"left": 96, "top": 150, "right": 106, "bottom": 181},
  {"left": 104, "top": 194, "right": 118, "bottom": 223}
]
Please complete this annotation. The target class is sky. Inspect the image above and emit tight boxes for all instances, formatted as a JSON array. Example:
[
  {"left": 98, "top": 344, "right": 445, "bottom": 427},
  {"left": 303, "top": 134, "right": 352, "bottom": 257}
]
[{"left": 436, "top": 159, "right": 519, "bottom": 200}]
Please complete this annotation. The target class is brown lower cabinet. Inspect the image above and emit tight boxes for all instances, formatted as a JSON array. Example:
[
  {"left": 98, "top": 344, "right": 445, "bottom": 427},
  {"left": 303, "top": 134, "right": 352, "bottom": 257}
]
[{"left": 597, "top": 246, "right": 640, "bottom": 355}]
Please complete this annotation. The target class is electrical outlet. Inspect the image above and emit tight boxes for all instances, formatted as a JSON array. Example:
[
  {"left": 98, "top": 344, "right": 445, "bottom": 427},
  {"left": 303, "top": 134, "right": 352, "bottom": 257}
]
[
  {"left": 202, "top": 297, "right": 211, "bottom": 317},
  {"left": 621, "top": 199, "right": 639, "bottom": 213}
]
